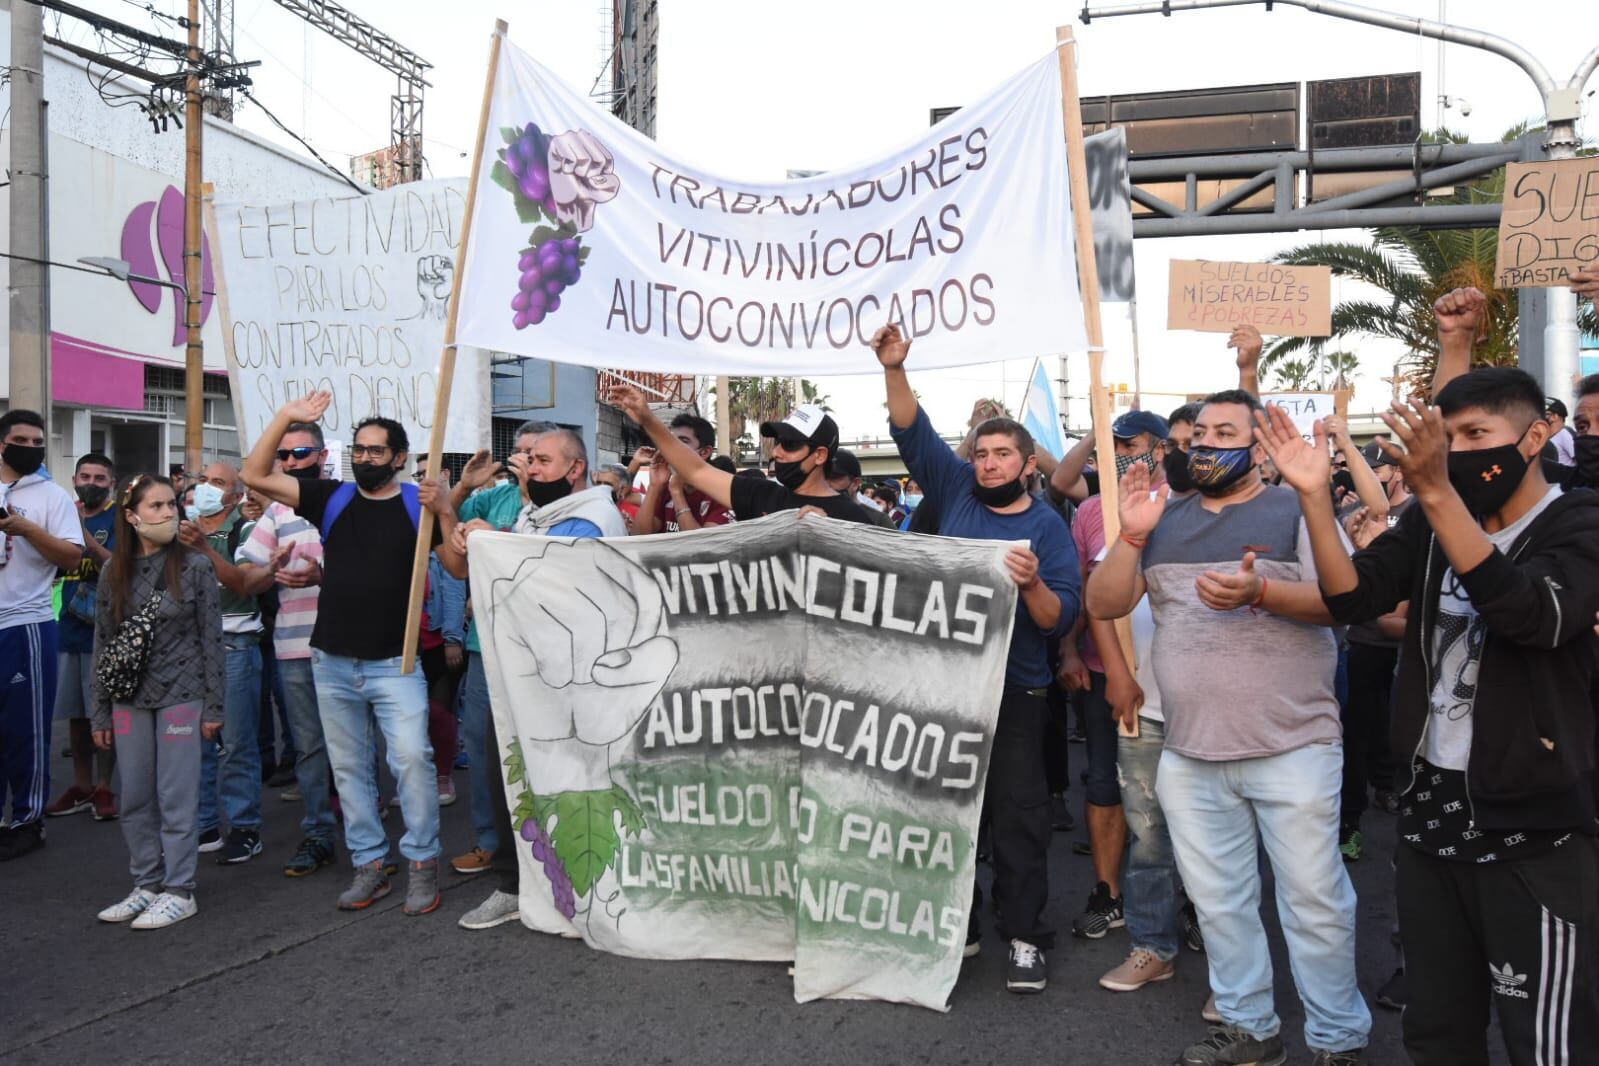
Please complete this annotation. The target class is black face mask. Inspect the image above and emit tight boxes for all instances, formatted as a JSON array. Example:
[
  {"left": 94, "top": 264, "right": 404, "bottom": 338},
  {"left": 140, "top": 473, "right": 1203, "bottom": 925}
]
[
  {"left": 75, "top": 484, "right": 110, "bottom": 510},
  {"left": 972, "top": 477, "right": 1028, "bottom": 508},
  {"left": 3, "top": 443, "right": 45, "bottom": 477},
  {"left": 1331, "top": 470, "right": 1357, "bottom": 498},
  {"left": 772, "top": 455, "right": 812, "bottom": 492},
  {"left": 286, "top": 464, "right": 321, "bottom": 482},
  {"left": 1574, "top": 435, "right": 1599, "bottom": 487},
  {"left": 1448, "top": 436, "right": 1533, "bottom": 517},
  {"left": 527, "top": 475, "right": 574, "bottom": 508},
  {"left": 1162, "top": 448, "right": 1194, "bottom": 493},
  {"left": 351, "top": 462, "right": 397, "bottom": 493}
]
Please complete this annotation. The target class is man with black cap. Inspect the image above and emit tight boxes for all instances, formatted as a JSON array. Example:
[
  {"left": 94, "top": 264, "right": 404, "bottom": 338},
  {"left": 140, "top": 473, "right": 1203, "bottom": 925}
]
[
  {"left": 827, "top": 449, "right": 895, "bottom": 528},
  {"left": 605, "top": 387, "right": 873, "bottom": 524}
]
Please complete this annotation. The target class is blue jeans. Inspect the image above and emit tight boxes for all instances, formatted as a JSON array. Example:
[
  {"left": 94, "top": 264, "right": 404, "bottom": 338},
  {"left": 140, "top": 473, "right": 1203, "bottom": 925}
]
[
  {"left": 279, "top": 657, "right": 334, "bottom": 843},
  {"left": 312, "top": 650, "right": 438, "bottom": 867},
  {"left": 1117, "top": 717, "right": 1181, "bottom": 961},
  {"left": 1158, "top": 742, "right": 1371, "bottom": 1054},
  {"left": 459, "top": 653, "right": 499, "bottom": 854},
  {"left": 257, "top": 638, "right": 295, "bottom": 769},
  {"left": 199, "top": 636, "right": 263, "bottom": 832}
]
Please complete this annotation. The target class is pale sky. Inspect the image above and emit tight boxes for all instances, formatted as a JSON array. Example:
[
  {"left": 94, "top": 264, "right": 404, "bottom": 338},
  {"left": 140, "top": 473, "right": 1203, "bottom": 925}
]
[{"left": 57, "top": 0, "right": 1595, "bottom": 441}]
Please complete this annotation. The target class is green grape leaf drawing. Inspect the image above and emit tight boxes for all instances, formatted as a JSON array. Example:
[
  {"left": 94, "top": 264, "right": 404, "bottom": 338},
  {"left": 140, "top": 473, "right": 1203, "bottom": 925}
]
[
  {"left": 511, "top": 789, "right": 536, "bottom": 831},
  {"left": 499, "top": 125, "right": 523, "bottom": 145},
  {"left": 577, "top": 246, "right": 592, "bottom": 265},
  {"left": 534, "top": 785, "right": 645, "bottom": 899},
  {"left": 503, "top": 738, "right": 526, "bottom": 788},
  {"left": 527, "top": 224, "right": 563, "bottom": 249},
  {"left": 489, "top": 159, "right": 516, "bottom": 196}
]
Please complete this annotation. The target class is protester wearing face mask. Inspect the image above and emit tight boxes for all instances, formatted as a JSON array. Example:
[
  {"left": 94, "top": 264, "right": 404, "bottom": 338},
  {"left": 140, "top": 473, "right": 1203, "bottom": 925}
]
[
  {"left": 1262, "top": 365, "right": 1599, "bottom": 1066},
  {"left": 46, "top": 453, "right": 122, "bottom": 824},
  {"left": 874, "top": 323, "right": 1081, "bottom": 995},
  {"left": 91, "top": 475, "right": 224, "bottom": 928},
  {"left": 0, "top": 410, "right": 87, "bottom": 861},
  {"left": 437, "top": 422, "right": 552, "bottom": 879},
  {"left": 634, "top": 415, "right": 734, "bottom": 534},
  {"left": 231, "top": 423, "right": 336, "bottom": 878},
  {"left": 826, "top": 450, "right": 896, "bottom": 529},
  {"left": 243, "top": 394, "right": 457, "bottom": 918},
  {"left": 1060, "top": 409, "right": 1167, "bottom": 947},
  {"left": 607, "top": 385, "right": 873, "bottom": 525},
  {"left": 434, "top": 426, "right": 628, "bottom": 934},
  {"left": 176, "top": 461, "right": 266, "bottom": 864},
  {"left": 1087, "top": 388, "right": 1371, "bottom": 1065}
]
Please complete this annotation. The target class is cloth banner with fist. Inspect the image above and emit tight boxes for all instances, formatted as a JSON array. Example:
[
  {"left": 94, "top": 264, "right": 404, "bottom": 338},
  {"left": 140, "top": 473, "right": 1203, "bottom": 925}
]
[{"left": 467, "top": 515, "right": 1019, "bottom": 1010}]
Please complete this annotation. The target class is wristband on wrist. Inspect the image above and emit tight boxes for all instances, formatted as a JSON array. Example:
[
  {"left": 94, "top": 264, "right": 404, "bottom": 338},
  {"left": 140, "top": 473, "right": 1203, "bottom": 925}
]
[
  {"left": 1119, "top": 531, "right": 1148, "bottom": 550},
  {"left": 1252, "top": 576, "right": 1269, "bottom": 609}
]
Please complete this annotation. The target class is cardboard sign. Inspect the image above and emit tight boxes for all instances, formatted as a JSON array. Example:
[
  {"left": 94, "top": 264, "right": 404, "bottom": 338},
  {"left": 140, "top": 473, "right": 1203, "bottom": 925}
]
[
  {"left": 1167, "top": 260, "right": 1332, "bottom": 337},
  {"left": 1494, "top": 158, "right": 1599, "bottom": 288},
  {"left": 1260, "top": 391, "right": 1343, "bottom": 448}
]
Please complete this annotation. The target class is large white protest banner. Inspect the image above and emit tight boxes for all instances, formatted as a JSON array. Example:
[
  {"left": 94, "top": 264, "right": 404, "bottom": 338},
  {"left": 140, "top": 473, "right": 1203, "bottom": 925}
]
[
  {"left": 211, "top": 180, "right": 488, "bottom": 452},
  {"left": 467, "top": 516, "right": 1017, "bottom": 1010},
  {"left": 454, "top": 37, "right": 1087, "bottom": 375}
]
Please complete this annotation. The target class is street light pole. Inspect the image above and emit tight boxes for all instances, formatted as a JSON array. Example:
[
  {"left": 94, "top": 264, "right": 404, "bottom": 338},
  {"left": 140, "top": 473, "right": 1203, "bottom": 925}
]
[
  {"left": 183, "top": 0, "right": 206, "bottom": 479},
  {"left": 1079, "top": 0, "right": 1599, "bottom": 398}
]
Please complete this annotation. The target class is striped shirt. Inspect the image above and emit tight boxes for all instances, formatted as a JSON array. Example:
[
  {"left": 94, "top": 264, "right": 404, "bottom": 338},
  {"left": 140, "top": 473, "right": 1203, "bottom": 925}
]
[{"left": 237, "top": 500, "right": 324, "bottom": 660}]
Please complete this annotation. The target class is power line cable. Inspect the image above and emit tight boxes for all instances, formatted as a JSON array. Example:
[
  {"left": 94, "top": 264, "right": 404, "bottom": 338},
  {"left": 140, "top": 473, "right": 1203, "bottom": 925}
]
[{"left": 238, "top": 85, "right": 366, "bottom": 194}]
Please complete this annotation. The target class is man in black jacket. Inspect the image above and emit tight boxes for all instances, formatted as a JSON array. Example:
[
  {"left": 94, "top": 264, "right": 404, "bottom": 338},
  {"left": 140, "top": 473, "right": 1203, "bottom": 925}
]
[{"left": 1256, "top": 366, "right": 1599, "bottom": 1066}]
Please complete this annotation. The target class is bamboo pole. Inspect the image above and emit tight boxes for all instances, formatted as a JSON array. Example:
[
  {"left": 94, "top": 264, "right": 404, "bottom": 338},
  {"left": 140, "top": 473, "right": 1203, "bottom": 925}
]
[
  {"left": 1057, "top": 25, "right": 1140, "bottom": 736},
  {"left": 183, "top": 0, "right": 205, "bottom": 481},
  {"left": 400, "top": 19, "right": 508, "bottom": 674}
]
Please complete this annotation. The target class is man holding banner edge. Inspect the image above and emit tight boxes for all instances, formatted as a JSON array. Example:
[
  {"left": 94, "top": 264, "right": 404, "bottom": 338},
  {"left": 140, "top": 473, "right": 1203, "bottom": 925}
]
[{"left": 872, "top": 321, "right": 1080, "bottom": 994}]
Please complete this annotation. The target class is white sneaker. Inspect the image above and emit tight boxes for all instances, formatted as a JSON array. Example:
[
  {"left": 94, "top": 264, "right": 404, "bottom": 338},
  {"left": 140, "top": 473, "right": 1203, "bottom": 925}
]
[
  {"left": 130, "top": 892, "right": 198, "bottom": 930},
  {"left": 458, "top": 889, "right": 520, "bottom": 930},
  {"left": 98, "top": 887, "right": 159, "bottom": 923}
]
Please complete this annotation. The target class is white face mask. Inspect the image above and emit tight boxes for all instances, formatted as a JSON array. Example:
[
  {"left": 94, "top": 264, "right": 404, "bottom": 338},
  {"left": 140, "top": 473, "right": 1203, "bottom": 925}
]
[
  {"left": 193, "top": 482, "right": 227, "bottom": 517},
  {"left": 856, "top": 491, "right": 884, "bottom": 512}
]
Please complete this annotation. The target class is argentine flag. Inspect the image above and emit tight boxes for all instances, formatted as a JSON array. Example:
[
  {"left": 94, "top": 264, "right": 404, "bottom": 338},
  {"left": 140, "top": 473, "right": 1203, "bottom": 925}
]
[{"left": 1019, "top": 360, "right": 1066, "bottom": 459}]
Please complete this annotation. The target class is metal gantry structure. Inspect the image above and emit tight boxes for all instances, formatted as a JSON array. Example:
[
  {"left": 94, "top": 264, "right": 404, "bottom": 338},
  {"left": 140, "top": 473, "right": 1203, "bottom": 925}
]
[
  {"left": 1080, "top": 0, "right": 1599, "bottom": 403},
  {"left": 269, "top": 0, "right": 432, "bottom": 182}
]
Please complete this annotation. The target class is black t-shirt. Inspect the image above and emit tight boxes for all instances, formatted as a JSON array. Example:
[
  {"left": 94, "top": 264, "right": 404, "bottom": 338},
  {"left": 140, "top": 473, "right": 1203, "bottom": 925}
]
[
  {"left": 728, "top": 477, "right": 874, "bottom": 524},
  {"left": 296, "top": 478, "right": 441, "bottom": 660}
]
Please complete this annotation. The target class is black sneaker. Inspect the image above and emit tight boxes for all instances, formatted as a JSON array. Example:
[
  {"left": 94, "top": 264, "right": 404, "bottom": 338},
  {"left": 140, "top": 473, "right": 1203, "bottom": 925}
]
[
  {"left": 217, "top": 828, "right": 263, "bottom": 864},
  {"left": 197, "top": 826, "right": 224, "bottom": 853},
  {"left": 1182, "top": 900, "right": 1206, "bottom": 953},
  {"left": 1005, "top": 939, "right": 1046, "bottom": 993},
  {"left": 1072, "top": 880, "right": 1125, "bottom": 939},
  {"left": 1375, "top": 967, "right": 1407, "bottom": 1010},
  {"left": 266, "top": 764, "right": 296, "bottom": 789},
  {"left": 1176, "top": 1025, "right": 1287, "bottom": 1066},
  {"left": 964, "top": 918, "right": 981, "bottom": 959},
  {"left": 283, "top": 836, "right": 335, "bottom": 878},
  {"left": 1372, "top": 788, "right": 1400, "bottom": 815},
  {"left": 0, "top": 821, "right": 45, "bottom": 861}
]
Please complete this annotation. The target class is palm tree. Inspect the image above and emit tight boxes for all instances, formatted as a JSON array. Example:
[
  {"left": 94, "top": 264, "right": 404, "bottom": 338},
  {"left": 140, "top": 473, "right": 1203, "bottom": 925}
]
[
  {"left": 1264, "top": 125, "right": 1598, "bottom": 389},
  {"left": 1268, "top": 351, "right": 1357, "bottom": 392},
  {"left": 708, "top": 377, "right": 831, "bottom": 461}
]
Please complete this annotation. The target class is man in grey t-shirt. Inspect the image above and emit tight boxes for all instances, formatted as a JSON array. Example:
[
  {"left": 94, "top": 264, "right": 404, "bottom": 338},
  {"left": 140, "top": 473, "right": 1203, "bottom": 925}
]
[{"left": 1086, "top": 389, "right": 1371, "bottom": 1066}]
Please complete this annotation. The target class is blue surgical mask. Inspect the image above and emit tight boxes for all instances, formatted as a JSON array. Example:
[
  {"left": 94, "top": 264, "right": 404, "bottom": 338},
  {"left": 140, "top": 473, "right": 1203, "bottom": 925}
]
[
  {"left": 184, "top": 504, "right": 201, "bottom": 521},
  {"left": 193, "top": 482, "right": 227, "bottom": 517},
  {"left": 903, "top": 493, "right": 923, "bottom": 508}
]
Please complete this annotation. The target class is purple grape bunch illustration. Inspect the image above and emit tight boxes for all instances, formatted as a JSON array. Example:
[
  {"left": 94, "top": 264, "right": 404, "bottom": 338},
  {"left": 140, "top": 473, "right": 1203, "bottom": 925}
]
[
  {"left": 490, "top": 121, "right": 621, "bottom": 330},
  {"left": 519, "top": 811, "right": 577, "bottom": 919}
]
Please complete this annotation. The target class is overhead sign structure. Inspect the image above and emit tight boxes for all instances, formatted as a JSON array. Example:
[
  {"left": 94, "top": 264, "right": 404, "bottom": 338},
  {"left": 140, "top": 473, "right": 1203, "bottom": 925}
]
[
  {"left": 468, "top": 516, "right": 1018, "bottom": 1011},
  {"left": 454, "top": 36, "right": 1088, "bottom": 375},
  {"left": 1494, "top": 158, "right": 1599, "bottom": 289},
  {"left": 1166, "top": 259, "right": 1332, "bottom": 337}
]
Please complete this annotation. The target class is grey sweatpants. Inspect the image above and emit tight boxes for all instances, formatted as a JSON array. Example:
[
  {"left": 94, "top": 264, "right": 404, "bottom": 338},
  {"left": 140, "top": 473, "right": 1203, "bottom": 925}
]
[{"left": 114, "top": 702, "right": 203, "bottom": 894}]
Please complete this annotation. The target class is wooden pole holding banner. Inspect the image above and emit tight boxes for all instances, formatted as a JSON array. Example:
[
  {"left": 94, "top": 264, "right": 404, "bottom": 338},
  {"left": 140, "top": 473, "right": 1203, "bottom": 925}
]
[
  {"left": 400, "top": 19, "right": 508, "bottom": 675},
  {"left": 1057, "top": 25, "right": 1140, "bottom": 737}
]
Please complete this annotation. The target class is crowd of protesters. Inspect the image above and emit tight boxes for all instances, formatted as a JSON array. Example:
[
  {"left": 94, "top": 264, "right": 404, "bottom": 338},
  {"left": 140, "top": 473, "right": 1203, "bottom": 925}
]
[{"left": 2, "top": 267, "right": 1598, "bottom": 1066}]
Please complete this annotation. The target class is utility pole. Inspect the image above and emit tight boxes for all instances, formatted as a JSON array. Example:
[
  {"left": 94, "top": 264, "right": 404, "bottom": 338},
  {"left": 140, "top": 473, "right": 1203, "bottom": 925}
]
[
  {"left": 184, "top": 0, "right": 205, "bottom": 477},
  {"left": 1080, "top": 0, "right": 1599, "bottom": 401},
  {"left": 8, "top": 0, "right": 49, "bottom": 432}
]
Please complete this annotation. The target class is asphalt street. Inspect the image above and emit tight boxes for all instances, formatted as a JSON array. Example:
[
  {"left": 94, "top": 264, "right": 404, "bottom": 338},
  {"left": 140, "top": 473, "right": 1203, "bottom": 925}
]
[{"left": 5, "top": 726, "right": 1492, "bottom": 1066}]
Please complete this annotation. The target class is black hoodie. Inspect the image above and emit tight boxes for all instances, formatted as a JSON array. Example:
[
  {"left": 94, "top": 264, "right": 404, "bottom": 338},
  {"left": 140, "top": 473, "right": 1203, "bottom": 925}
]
[{"left": 1322, "top": 487, "right": 1599, "bottom": 833}]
